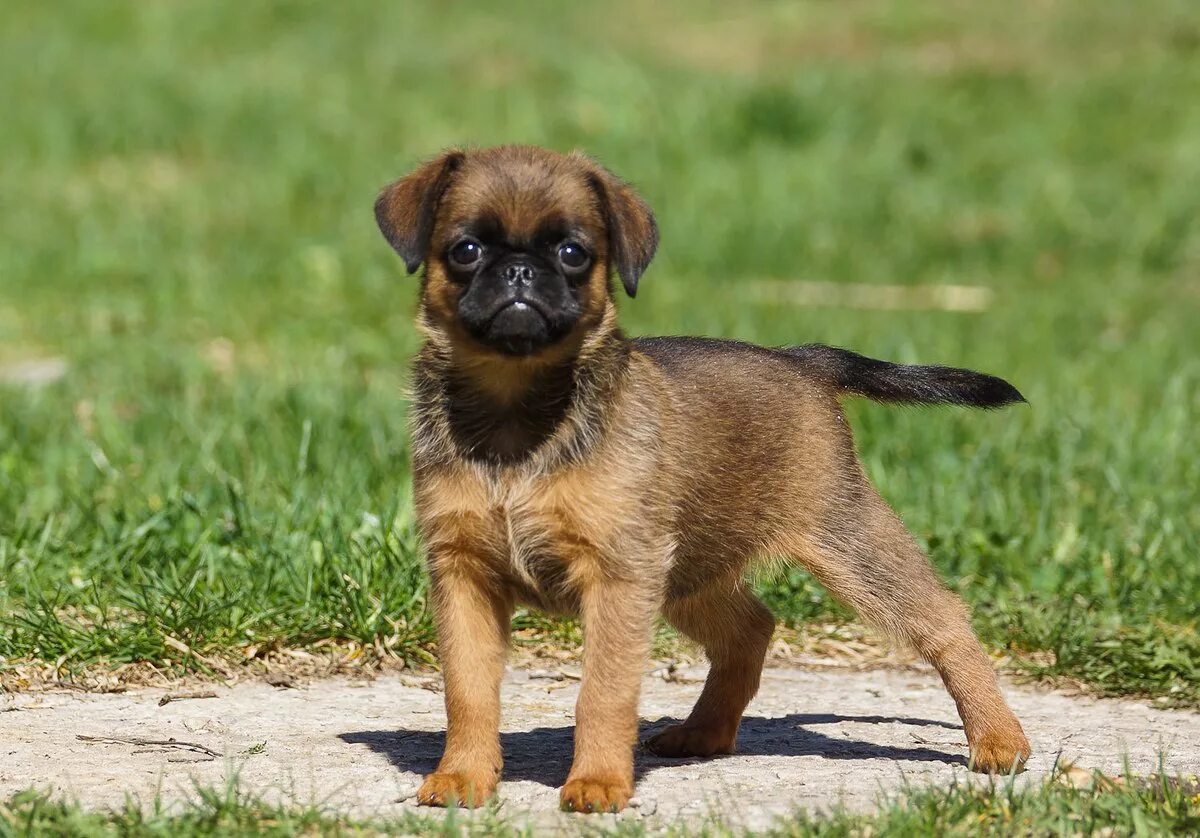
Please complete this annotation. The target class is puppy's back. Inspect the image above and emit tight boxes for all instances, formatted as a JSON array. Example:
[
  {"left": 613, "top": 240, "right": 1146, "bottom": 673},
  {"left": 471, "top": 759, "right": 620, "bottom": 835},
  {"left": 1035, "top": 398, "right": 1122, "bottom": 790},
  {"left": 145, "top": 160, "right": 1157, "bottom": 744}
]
[
  {"left": 632, "top": 336, "right": 848, "bottom": 438},
  {"left": 631, "top": 337, "right": 854, "bottom": 591},
  {"left": 630, "top": 336, "right": 1022, "bottom": 593},
  {"left": 635, "top": 336, "right": 1023, "bottom": 410}
]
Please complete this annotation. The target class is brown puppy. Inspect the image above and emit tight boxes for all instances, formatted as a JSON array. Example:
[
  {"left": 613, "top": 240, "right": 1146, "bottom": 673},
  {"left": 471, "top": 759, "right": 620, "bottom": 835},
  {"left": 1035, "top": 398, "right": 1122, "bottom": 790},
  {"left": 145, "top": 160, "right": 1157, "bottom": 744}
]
[{"left": 374, "top": 145, "right": 1031, "bottom": 814}]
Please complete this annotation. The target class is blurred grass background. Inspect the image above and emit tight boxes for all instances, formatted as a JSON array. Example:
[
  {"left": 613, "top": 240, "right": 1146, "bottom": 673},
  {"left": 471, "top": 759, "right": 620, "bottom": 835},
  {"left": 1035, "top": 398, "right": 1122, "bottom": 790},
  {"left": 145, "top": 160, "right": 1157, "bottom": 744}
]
[{"left": 1, "top": 0, "right": 1198, "bottom": 700}]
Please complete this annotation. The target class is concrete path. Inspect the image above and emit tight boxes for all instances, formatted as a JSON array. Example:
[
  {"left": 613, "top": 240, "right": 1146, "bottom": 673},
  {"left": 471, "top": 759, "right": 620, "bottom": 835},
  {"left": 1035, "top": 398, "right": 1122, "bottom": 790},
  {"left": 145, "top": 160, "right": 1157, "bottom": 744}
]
[{"left": 4, "top": 665, "right": 1197, "bottom": 832}]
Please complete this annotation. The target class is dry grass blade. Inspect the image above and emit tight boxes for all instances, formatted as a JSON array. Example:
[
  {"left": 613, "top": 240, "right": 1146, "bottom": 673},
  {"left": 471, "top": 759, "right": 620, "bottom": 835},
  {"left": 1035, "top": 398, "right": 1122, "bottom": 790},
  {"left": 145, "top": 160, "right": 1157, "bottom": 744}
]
[
  {"left": 75, "top": 734, "right": 223, "bottom": 760},
  {"left": 158, "top": 690, "right": 219, "bottom": 706}
]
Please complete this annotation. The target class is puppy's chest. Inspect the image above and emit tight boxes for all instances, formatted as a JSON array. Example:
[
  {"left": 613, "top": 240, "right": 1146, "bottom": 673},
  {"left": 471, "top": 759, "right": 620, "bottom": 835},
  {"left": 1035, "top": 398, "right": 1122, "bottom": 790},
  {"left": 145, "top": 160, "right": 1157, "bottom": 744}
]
[{"left": 416, "top": 466, "right": 621, "bottom": 610}]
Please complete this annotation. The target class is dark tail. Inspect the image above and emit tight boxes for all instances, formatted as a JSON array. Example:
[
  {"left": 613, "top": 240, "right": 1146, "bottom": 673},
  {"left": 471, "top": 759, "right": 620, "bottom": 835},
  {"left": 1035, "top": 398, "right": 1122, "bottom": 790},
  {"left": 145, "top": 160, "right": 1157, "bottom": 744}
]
[{"left": 785, "top": 344, "right": 1025, "bottom": 408}]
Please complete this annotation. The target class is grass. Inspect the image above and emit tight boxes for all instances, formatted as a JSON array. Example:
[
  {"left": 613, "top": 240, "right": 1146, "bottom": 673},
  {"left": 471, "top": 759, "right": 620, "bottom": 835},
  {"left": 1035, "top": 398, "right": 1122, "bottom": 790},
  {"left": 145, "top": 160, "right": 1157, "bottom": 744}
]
[
  {"left": 3, "top": 769, "right": 1198, "bottom": 836},
  {"left": 0, "top": 0, "right": 1198, "bottom": 708},
  {"left": 773, "top": 770, "right": 1200, "bottom": 837},
  {"left": 0, "top": 785, "right": 489, "bottom": 837}
]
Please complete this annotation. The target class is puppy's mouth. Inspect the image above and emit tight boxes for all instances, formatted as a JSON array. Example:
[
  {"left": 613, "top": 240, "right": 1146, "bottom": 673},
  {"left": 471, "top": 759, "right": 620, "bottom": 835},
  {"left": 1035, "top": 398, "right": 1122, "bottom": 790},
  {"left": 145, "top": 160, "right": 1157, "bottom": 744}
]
[{"left": 478, "top": 298, "right": 555, "bottom": 355}]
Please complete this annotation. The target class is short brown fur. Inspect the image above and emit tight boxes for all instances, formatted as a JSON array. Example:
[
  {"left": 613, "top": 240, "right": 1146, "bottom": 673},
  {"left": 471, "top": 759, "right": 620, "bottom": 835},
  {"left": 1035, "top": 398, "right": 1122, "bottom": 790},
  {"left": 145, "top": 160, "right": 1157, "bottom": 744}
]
[{"left": 375, "top": 145, "right": 1030, "bottom": 813}]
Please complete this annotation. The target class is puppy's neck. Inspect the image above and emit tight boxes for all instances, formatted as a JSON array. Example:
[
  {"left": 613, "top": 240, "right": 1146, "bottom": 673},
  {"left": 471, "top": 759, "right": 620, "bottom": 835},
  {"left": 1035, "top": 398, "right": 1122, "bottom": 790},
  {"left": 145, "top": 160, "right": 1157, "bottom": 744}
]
[{"left": 414, "top": 320, "right": 629, "bottom": 466}]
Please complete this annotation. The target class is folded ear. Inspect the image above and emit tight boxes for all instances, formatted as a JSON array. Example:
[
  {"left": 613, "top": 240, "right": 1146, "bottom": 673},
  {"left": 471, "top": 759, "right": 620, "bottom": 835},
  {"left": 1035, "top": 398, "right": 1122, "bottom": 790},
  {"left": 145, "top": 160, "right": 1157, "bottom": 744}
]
[
  {"left": 579, "top": 156, "right": 658, "bottom": 298},
  {"left": 374, "top": 149, "right": 465, "bottom": 274}
]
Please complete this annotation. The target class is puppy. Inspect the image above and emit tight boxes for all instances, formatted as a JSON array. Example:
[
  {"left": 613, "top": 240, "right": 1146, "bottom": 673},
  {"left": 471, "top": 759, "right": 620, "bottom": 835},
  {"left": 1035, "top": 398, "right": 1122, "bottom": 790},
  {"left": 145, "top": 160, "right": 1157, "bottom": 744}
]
[{"left": 374, "top": 145, "right": 1031, "bottom": 814}]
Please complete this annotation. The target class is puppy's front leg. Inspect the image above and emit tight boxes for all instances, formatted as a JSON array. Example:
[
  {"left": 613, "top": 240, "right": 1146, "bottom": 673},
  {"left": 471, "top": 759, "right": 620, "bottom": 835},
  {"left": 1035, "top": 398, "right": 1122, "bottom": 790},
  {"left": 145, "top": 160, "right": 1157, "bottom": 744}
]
[
  {"left": 417, "top": 559, "right": 513, "bottom": 808},
  {"left": 561, "top": 574, "right": 658, "bottom": 813}
]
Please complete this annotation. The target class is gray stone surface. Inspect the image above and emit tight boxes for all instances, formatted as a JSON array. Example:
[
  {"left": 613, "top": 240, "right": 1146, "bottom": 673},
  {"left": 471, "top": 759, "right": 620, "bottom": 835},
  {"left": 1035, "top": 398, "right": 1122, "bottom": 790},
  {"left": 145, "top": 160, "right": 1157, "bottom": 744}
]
[{"left": 3, "top": 665, "right": 1198, "bottom": 832}]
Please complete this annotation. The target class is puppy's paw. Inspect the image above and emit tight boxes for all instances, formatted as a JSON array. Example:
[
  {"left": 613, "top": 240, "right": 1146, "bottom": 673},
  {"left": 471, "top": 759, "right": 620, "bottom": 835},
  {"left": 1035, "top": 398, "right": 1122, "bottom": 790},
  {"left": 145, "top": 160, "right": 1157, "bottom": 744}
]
[
  {"left": 416, "top": 771, "right": 496, "bottom": 808},
  {"left": 643, "top": 723, "right": 735, "bottom": 758},
  {"left": 559, "top": 774, "right": 633, "bottom": 813},
  {"left": 969, "top": 727, "right": 1032, "bottom": 774}
]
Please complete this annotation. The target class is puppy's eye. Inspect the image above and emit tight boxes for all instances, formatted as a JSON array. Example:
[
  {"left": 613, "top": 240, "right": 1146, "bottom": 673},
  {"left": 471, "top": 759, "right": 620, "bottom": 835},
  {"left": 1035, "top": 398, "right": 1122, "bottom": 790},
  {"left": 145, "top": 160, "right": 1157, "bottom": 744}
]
[
  {"left": 558, "top": 241, "right": 590, "bottom": 270},
  {"left": 448, "top": 240, "right": 482, "bottom": 268}
]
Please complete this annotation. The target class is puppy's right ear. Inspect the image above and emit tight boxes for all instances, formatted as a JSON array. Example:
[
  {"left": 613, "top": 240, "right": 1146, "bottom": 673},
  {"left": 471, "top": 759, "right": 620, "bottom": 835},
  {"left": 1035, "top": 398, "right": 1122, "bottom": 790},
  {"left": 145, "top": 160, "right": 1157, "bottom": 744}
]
[{"left": 374, "top": 149, "right": 465, "bottom": 274}]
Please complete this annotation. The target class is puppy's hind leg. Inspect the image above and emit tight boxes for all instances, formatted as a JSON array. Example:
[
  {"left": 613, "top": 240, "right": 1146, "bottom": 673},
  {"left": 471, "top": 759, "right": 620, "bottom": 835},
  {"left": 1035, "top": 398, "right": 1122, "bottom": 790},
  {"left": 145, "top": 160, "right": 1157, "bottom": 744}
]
[
  {"left": 773, "top": 488, "right": 1031, "bottom": 773},
  {"left": 644, "top": 580, "right": 775, "bottom": 758}
]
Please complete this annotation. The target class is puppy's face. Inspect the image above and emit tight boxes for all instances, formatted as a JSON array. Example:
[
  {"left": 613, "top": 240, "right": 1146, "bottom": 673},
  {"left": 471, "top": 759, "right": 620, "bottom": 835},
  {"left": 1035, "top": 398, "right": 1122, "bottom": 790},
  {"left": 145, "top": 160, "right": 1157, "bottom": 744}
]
[
  {"left": 429, "top": 157, "right": 606, "bottom": 357},
  {"left": 375, "top": 146, "right": 657, "bottom": 359}
]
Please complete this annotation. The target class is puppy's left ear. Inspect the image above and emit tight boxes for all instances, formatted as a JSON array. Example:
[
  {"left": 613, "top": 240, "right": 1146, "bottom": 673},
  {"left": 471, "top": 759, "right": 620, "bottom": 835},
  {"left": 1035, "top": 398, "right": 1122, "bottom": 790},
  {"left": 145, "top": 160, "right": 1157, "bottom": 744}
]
[
  {"left": 375, "top": 149, "right": 465, "bottom": 274},
  {"left": 578, "top": 155, "right": 658, "bottom": 298}
]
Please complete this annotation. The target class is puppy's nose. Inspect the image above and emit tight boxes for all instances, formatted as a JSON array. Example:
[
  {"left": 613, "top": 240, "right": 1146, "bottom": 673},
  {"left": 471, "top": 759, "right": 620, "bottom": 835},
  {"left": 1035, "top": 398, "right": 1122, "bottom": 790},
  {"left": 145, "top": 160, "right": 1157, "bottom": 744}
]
[{"left": 503, "top": 263, "right": 536, "bottom": 286}]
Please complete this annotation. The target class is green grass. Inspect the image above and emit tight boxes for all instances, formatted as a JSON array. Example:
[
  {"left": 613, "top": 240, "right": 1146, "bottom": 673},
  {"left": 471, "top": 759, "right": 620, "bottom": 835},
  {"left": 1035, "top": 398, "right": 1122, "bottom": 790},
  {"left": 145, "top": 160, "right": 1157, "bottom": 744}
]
[
  {"left": 1, "top": 0, "right": 1199, "bottom": 704},
  {"left": 0, "top": 785, "right": 499, "bottom": 837},
  {"left": 772, "top": 771, "right": 1200, "bottom": 837},
  {"left": 4, "top": 770, "right": 1199, "bottom": 836}
]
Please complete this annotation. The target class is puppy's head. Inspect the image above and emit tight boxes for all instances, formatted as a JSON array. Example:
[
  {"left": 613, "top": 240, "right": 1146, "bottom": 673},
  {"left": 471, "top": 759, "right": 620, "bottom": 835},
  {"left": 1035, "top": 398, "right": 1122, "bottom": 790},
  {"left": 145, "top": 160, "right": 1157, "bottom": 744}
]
[{"left": 375, "top": 146, "right": 657, "bottom": 358}]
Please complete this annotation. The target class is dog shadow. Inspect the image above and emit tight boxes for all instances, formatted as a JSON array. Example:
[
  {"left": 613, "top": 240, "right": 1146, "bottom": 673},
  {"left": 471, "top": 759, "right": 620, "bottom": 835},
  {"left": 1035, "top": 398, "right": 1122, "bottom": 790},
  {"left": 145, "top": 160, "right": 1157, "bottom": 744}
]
[{"left": 339, "top": 713, "right": 966, "bottom": 789}]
